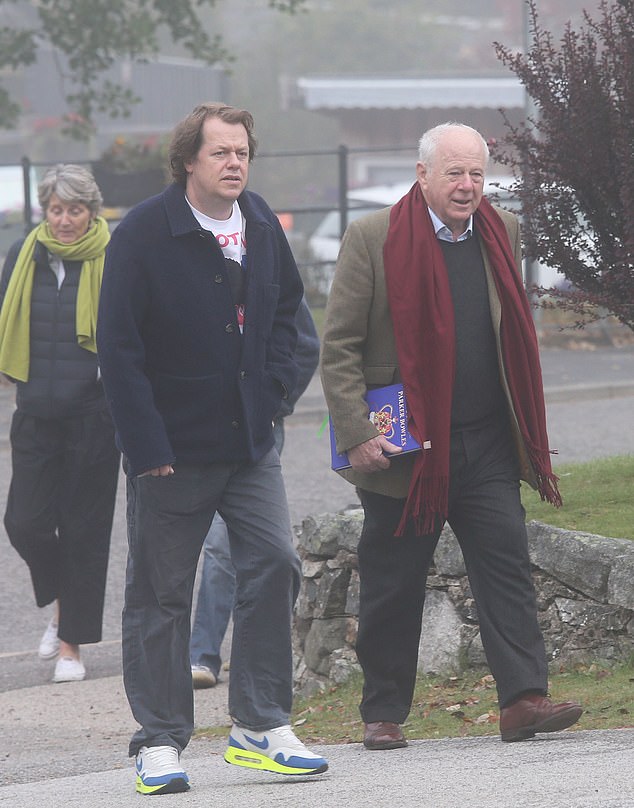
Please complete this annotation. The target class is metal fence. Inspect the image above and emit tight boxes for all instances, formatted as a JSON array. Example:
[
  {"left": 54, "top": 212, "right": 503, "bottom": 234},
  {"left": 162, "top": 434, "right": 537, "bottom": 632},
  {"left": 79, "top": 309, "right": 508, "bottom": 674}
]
[
  {"left": 3, "top": 143, "right": 416, "bottom": 227},
  {"left": 1, "top": 144, "right": 418, "bottom": 304}
]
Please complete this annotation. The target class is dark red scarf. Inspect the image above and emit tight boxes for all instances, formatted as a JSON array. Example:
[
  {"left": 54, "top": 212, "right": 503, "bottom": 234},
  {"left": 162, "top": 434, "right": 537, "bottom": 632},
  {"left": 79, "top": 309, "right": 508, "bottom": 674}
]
[{"left": 383, "top": 182, "right": 561, "bottom": 536}]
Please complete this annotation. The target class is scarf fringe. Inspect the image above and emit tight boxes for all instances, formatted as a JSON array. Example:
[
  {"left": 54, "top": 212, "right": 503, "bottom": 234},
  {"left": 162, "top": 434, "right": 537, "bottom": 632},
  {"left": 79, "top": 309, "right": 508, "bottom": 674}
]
[
  {"left": 395, "top": 473, "right": 449, "bottom": 537},
  {"left": 529, "top": 447, "right": 563, "bottom": 507},
  {"left": 536, "top": 469, "right": 563, "bottom": 508}
]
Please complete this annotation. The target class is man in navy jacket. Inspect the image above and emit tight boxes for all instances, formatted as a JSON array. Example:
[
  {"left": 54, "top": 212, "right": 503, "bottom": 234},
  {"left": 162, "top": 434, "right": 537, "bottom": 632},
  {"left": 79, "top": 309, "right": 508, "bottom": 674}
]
[{"left": 97, "top": 103, "right": 328, "bottom": 795}]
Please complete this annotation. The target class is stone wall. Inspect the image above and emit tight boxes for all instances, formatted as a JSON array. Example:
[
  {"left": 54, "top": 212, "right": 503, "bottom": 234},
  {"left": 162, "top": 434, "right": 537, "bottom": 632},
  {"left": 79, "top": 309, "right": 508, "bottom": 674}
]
[{"left": 292, "top": 509, "right": 634, "bottom": 697}]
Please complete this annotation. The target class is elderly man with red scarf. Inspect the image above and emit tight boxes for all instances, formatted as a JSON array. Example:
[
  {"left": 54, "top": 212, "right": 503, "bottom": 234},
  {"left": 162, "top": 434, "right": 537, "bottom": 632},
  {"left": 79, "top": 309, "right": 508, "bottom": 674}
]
[{"left": 320, "top": 122, "right": 582, "bottom": 751}]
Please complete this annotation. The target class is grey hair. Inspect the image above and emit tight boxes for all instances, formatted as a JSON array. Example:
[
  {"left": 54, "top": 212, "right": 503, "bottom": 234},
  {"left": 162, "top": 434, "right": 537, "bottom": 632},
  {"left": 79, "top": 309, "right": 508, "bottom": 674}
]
[
  {"left": 417, "top": 122, "right": 489, "bottom": 168},
  {"left": 38, "top": 164, "right": 103, "bottom": 216}
]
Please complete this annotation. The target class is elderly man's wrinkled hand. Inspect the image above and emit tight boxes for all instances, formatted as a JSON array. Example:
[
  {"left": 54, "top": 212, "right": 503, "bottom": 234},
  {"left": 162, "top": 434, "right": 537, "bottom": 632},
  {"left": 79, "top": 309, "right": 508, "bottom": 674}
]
[{"left": 347, "top": 436, "right": 402, "bottom": 474}]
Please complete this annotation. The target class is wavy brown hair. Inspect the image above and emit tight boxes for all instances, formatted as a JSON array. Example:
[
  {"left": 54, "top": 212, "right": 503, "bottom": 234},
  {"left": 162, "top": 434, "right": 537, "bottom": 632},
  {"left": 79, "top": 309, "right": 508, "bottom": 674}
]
[{"left": 168, "top": 102, "right": 257, "bottom": 186}]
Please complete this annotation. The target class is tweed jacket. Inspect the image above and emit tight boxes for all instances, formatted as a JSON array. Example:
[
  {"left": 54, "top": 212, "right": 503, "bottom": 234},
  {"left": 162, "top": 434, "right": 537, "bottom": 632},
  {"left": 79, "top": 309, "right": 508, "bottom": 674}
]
[{"left": 320, "top": 200, "right": 538, "bottom": 499}]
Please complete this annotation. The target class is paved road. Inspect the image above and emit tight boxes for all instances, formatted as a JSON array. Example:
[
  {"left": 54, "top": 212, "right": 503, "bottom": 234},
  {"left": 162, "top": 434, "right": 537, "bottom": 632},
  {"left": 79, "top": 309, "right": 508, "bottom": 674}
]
[
  {"left": 2, "top": 728, "right": 634, "bottom": 808},
  {"left": 0, "top": 344, "right": 633, "bottom": 803}
]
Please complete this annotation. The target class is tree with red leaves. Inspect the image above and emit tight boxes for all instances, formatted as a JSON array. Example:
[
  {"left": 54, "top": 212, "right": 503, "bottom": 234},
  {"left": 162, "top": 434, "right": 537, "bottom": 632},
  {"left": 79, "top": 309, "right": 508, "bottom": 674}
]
[{"left": 493, "top": 0, "right": 633, "bottom": 331}]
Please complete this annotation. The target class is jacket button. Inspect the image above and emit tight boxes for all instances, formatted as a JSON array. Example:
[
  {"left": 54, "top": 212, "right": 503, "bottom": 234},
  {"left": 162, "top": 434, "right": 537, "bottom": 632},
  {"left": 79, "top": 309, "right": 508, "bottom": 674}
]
[
  {"left": 214, "top": 274, "right": 223, "bottom": 283},
  {"left": 225, "top": 323, "right": 234, "bottom": 333},
  {"left": 239, "top": 370, "right": 247, "bottom": 380},
  {"left": 231, "top": 420, "right": 240, "bottom": 429}
]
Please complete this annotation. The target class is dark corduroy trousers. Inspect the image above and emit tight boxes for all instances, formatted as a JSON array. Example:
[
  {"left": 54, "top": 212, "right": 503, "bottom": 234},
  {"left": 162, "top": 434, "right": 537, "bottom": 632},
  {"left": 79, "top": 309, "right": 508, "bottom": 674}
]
[{"left": 356, "top": 419, "right": 548, "bottom": 724}]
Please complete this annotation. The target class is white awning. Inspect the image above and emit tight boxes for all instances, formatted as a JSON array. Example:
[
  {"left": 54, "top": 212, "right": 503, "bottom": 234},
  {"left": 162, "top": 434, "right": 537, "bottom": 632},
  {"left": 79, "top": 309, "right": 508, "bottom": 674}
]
[{"left": 295, "top": 76, "right": 525, "bottom": 111}]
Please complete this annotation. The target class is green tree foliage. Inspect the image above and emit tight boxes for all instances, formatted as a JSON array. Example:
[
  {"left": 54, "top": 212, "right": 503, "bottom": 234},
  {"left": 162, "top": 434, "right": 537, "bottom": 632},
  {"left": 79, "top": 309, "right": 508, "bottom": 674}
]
[
  {"left": 492, "top": 0, "right": 634, "bottom": 330},
  {"left": 0, "top": 0, "right": 305, "bottom": 138}
]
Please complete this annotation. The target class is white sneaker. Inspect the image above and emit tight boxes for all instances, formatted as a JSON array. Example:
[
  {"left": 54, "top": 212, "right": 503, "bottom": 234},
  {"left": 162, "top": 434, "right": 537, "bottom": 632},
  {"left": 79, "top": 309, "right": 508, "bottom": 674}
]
[
  {"left": 38, "top": 617, "right": 60, "bottom": 660},
  {"left": 191, "top": 664, "right": 217, "bottom": 689},
  {"left": 224, "top": 723, "right": 328, "bottom": 775},
  {"left": 135, "top": 745, "right": 189, "bottom": 795},
  {"left": 53, "top": 656, "right": 86, "bottom": 683}
]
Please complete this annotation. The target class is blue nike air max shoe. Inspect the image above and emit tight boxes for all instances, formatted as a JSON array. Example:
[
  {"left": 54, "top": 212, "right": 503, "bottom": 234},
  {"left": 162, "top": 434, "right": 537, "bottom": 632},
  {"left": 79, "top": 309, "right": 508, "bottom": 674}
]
[
  {"left": 135, "top": 745, "right": 190, "bottom": 795},
  {"left": 224, "top": 724, "right": 329, "bottom": 775}
]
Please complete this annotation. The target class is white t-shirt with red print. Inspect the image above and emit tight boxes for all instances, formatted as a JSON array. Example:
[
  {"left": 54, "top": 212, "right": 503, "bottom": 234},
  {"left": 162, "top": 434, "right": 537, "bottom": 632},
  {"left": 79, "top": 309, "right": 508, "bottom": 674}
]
[{"left": 187, "top": 199, "right": 247, "bottom": 332}]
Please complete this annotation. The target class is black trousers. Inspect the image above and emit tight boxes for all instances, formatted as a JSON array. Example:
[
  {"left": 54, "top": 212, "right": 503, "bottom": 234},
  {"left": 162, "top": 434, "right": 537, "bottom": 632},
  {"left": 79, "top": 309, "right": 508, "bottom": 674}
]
[
  {"left": 4, "top": 408, "right": 120, "bottom": 645},
  {"left": 356, "top": 420, "right": 548, "bottom": 724}
]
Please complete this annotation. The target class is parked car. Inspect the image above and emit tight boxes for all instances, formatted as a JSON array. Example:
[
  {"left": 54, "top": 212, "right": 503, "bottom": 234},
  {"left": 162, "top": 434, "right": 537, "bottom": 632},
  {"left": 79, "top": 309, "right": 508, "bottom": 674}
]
[
  {"left": 0, "top": 165, "right": 41, "bottom": 261},
  {"left": 308, "top": 178, "right": 564, "bottom": 289},
  {"left": 308, "top": 182, "right": 412, "bottom": 263}
]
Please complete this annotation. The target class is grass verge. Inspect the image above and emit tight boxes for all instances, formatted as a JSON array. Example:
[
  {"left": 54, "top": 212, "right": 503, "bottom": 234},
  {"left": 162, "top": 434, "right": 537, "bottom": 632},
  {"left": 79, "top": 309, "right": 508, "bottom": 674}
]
[
  {"left": 521, "top": 454, "right": 634, "bottom": 539},
  {"left": 195, "top": 662, "right": 634, "bottom": 745},
  {"left": 195, "top": 456, "right": 633, "bottom": 746}
]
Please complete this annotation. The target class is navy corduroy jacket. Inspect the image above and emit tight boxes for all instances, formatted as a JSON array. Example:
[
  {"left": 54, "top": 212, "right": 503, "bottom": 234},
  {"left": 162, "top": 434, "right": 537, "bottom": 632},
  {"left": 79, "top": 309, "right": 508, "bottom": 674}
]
[{"left": 96, "top": 183, "right": 302, "bottom": 477}]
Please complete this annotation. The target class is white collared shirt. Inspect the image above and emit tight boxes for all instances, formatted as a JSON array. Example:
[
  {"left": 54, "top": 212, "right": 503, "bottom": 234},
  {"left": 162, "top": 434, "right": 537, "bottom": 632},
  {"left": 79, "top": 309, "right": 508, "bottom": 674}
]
[
  {"left": 428, "top": 207, "right": 473, "bottom": 243},
  {"left": 47, "top": 252, "right": 65, "bottom": 289}
]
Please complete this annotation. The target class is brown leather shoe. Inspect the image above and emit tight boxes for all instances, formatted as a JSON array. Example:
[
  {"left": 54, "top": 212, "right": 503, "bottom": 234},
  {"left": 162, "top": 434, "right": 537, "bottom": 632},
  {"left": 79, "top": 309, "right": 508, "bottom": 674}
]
[
  {"left": 500, "top": 694, "right": 583, "bottom": 742},
  {"left": 363, "top": 721, "right": 408, "bottom": 750}
]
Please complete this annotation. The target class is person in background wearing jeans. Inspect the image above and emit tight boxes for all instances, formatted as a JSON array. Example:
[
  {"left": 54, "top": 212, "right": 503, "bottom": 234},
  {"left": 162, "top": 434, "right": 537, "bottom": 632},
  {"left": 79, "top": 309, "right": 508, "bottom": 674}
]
[
  {"left": 190, "top": 297, "right": 319, "bottom": 689},
  {"left": 97, "top": 102, "right": 328, "bottom": 795}
]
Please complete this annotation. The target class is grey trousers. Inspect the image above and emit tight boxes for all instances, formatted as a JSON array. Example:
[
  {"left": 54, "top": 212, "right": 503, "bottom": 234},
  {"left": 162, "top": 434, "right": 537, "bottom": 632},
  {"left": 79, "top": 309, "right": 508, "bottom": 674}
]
[{"left": 122, "top": 448, "right": 301, "bottom": 756}]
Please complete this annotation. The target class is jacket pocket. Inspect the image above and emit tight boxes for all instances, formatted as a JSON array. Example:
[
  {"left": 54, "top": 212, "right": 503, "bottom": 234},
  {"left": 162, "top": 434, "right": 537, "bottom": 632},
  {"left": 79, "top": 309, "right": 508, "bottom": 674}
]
[
  {"left": 248, "top": 369, "right": 282, "bottom": 448},
  {"left": 154, "top": 372, "right": 222, "bottom": 439},
  {"left": 363, "top": 365, "right": 398, "bottom": 388}
]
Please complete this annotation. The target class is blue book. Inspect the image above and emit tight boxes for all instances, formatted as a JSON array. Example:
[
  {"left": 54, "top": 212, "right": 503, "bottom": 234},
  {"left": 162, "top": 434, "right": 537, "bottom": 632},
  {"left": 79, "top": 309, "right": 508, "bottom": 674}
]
[{"left": 329, "top": 383, "right": 427, "bottom": 471}]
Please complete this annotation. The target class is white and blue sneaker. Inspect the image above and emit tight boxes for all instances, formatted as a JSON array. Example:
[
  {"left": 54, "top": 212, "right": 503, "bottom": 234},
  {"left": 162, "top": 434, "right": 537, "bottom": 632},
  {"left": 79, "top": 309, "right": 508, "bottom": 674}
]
[
  {"left": 224, "top": 724, "right": 328, "bottom": 776},
  {"left": 135, "top": 745, "right": 190, "bottom": 795}
]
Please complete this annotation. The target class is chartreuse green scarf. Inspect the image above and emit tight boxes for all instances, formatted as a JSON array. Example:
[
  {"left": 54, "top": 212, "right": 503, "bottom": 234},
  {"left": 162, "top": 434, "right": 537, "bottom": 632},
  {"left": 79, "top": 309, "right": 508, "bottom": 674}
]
[{"left": 0, "top": 216, "right": 110, "bottom": 381}]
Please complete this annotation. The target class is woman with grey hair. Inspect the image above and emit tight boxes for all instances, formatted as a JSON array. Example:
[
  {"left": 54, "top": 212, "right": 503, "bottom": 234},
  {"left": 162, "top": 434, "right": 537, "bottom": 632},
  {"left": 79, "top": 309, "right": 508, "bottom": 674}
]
[{"left": 0, "top": 164, "right": 120, "bottom": 683}]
